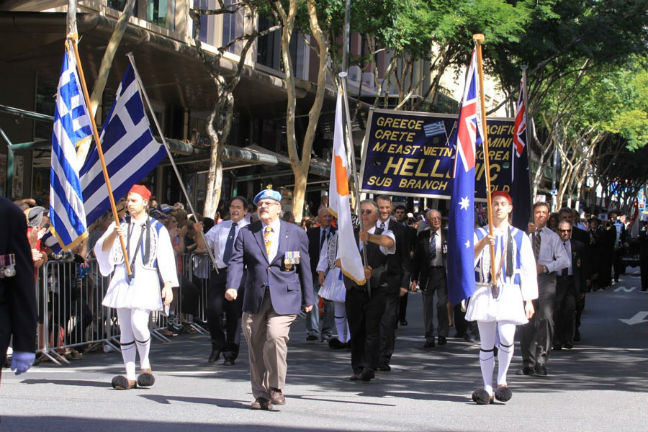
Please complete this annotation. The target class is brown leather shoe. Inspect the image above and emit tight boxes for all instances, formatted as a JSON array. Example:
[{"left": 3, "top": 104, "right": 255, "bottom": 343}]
[
  {"left": 269, "top": 388, "right": 286, "bottom": 405},
  {"left": 250, "top": 397, "right": 274, "bottom": 411}
]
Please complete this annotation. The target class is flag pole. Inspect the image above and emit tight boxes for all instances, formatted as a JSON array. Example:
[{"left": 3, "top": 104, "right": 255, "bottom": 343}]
[
  {"left": 521, "top": 64, "right": 532, "bottom": 216},
  {"left": 69, "top": 36, "right": 132, "bottom": 276},
  {"left": 126, "top": 53, "right": 219, "bottom": 273},
  {"left": 473, "top": 33, "right": 497, "bottom": 294},
  {"left": 340, "top": 73, "right": 370, "bottom": 291}
]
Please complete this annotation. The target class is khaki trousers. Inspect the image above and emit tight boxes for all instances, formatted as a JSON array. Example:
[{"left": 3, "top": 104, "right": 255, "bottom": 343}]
[{"left": 242, "top": 291, "right": 296, "bottom": 399}]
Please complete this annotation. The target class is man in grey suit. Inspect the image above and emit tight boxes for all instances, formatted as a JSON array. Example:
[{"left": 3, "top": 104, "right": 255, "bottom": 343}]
[{"left": 225, "top": 188, "right": 314, "bottom": 411}]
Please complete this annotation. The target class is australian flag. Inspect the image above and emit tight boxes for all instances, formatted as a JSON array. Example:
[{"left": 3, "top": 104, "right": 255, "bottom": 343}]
[
  {"left": 510, "top": 74, "right": 531, "bottom": 229},
  {"left": 447, "top": 49, "right": 481, "bottom": 305},
  {"left": 80, "top": 65, "right": 166, "bottom": 225}
]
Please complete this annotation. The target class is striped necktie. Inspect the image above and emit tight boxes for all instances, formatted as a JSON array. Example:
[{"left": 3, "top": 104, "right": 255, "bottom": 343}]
[{"left": 264, "top": 226, "right": 273, "bottom": 257}]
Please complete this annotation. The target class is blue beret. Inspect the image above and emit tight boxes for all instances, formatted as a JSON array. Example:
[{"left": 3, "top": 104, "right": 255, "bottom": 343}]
[{"left": 253, "top": 189, "right": 281, "bottom": 205}]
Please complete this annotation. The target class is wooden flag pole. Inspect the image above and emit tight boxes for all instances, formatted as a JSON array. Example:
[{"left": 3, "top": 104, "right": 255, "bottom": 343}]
[
  {"left": 69, "top": 36, "right": 132, "bottom": 276},
  {"left": 473, "top": 33, "right": 497, "bottom": 294},
  {"left": 126, "top": 53, "right": 219, "bottom": 273}
]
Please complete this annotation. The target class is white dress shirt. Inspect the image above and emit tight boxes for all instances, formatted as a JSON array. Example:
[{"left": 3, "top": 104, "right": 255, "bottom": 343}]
[{"left": 204, "top": 218, "right": 250, "bottom": 268}]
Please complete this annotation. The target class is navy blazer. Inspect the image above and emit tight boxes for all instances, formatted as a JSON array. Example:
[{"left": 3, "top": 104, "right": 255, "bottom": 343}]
[
  {"left": 0, "top": 195, "right": 37, "bottom": 363},
  {"left": 227, "top": 219, "right": 314, "bottom": 315}
]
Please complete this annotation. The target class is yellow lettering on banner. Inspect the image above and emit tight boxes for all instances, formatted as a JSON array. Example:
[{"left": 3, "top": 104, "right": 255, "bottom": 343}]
[
  {"left": 429, "top": 159, "right": 448, "bottom": 179},
  {"left": 490, "top": 164, "right": 501, "bottom": 181},
  {"left": 384, "top": 157, "right": 402, "bottom": 175},
  {"left": 398, "top": 178, "right": 448, "bottom": 190},
  {"left": 490, "top": 184, "right": 510, "bottom": 192},
  {"left": 372, "top": 142, "right": 387, "bottom": 152},
  {"left": 367, "top": 176, "right": 392, "bottom": 187},
  {"left": 401, "top": 158, "right": 416, "bottom": 176},
  {"left": 424, "top": 146, "right": 438, "bottom": 156},
  {"left": 415, "top": 159, "right": 428, "bottom": 177}
]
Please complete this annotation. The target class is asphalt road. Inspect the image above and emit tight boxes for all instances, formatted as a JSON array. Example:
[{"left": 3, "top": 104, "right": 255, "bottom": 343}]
[{"left": 1, "top": 268, "right": 647, "bottom": 432}]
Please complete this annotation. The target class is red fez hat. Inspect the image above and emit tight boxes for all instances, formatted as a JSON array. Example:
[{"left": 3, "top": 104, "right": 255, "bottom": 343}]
[
  {"left": 129, "top": 184, "right": 152, "bottom": 201},
  {"left": 491, "top": 190, "right": 512, "bottom": 204}
]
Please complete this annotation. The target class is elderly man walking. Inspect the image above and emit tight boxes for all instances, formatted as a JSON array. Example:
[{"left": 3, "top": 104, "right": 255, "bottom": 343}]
[{"left": 225, "top": 188, "right": 314, "bottom": 411}]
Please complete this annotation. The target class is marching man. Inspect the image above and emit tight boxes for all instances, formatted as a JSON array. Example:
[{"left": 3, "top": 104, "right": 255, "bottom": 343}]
[
  {"left": 467, "top": 191, "right": 537, "bottom": 404},
  {"left": 95, "top": 185, "right": 177, "bottom": 390}
]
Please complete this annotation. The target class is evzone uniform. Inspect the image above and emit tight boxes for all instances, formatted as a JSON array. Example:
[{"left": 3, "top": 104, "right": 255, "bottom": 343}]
[
  {"left": 316, "top": 232, "right": 350, "bottom": 346},
  {"left": 95, "top": 216, "right": 178, "bottom": 388},
  {"left": 466, "top": 223, "right": 538, "bottom": 402}
]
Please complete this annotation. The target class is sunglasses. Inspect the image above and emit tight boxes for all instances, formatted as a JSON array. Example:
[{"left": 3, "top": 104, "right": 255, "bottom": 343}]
[
  {"left": 558, "top": 229, "right": 571, "bottom": 232},
  {"left": 360, "top": 209, "right": 374, "bottom": 214}
]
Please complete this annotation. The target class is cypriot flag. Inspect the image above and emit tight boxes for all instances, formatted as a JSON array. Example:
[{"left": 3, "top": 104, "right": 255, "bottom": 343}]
[{"left": 329, "top": 87, "right": 366, "bottom": 285}]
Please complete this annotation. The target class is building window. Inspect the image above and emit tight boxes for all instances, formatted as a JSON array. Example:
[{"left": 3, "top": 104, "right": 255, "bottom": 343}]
[{"left": 145, "top": 0, "right": 175, "bottom": 30}]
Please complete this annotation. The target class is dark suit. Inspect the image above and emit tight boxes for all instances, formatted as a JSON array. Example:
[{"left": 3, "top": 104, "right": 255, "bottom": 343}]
[
  {"left": 306, "top": 226, "right": 336, "bottom": 339},
  {"left": 412, "top": 227, "right": 449, "bottom": 343},
  {"left": 378, "top": 219, "right": 410, "bottom": 367},
  {"left": 0, "top": 196, "right": 37, "bottom": 380},
  {"left": 345, "top": 227, "right": 392, "bottom": 374},
  {"left": 399, "top": 224, "right": 417, "bottom": 323},
  {"left": 555, "top": 239, "right": 586, "bottom": 346},
  {"left": 639, "top": 226, "right": 648, "bottom": 291},
  {"left": 227, "top": 219, "right": 313, "bottom": 399}
]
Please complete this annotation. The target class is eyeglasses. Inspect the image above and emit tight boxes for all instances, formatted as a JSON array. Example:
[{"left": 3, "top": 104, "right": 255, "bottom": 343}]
[
  {"left": 558, "top": 229, "right": 571, "bottom": 232},
  {"left": 257, "top": 201, "right": 279, "bottom": 207},
  {"left": 360, "top": 209, "right": 374, "bottom": 215}
]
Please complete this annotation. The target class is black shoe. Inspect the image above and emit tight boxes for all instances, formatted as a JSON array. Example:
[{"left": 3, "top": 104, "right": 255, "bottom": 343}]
[
  {"left": 137, "top": 371, "right": 155, "bottom": 387},
  {"left": 553, "top": 344, "right": 562, "bottom": 351},
  {"left": 423, "top": 341, "right": 435, "bottom": 348},
  {"left": 223, "top": 358, "right": 235, "bottom": 366},
  {"left": 535, "top": 365, "right": 548, "bottom": 376},
  {"left": 328, "top": 338, "right": 345, "bottom": 349},
  {"left": 494, "top": 386, "right": 512, "bottom": 402},
  {"left": 359, "top": 368, "right": 375, "bottom": 381},
  {"left": 471, "top": 388, "right": 492, "bottom": 405},
  {"left": 564, "top": 343, "right": 574, "bottom": 349},
  {"left": 208, "top": 347, "right": 221, "bottom": 363},
  {"left": 376, "top": 364, "right": 391, "bottom": 372},
  {"left": 520, "top": 367, "right": 535, "bottom": 376},
  {"left": 399, "top": 319, "right": 408, "bottom": 326},
  {"left": 438, "top": 336, "right": 447, "bottom": 345},
  {"left": 306, "top": 335, "right": 319, "bottom": 341}
]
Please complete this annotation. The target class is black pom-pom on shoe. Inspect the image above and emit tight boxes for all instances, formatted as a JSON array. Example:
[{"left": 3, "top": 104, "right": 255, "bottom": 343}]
[
  {"left": 471, "top": 388, "right": 492, "bottom": 405},
  {"left": 111, "top": 375, "right": 136, "bottom": 390},
  {"left": 495, "top": 386, "right": 512, "bottom": 402},
  {"left": 137, "top": 372, "right": 155, "bottom": 387}
]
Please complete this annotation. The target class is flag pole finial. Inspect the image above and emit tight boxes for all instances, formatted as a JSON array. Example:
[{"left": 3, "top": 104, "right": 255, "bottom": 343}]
[{"left": 473, "top": 33, "right": 485, "bottom": 43}]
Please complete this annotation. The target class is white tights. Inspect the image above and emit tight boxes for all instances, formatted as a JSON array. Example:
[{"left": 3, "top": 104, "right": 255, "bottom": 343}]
[
  {"left": 117, "top": 308, "right": 151, "bottom": 380},
  {"left": 477, "top": 321, "right": 516, "bottom": 396},
  {"left": 333, "top": 301, "right": 350, "bottom": 343}
]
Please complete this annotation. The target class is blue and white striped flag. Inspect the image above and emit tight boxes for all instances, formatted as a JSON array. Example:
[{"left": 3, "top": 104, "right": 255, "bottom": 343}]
[
  {"left": 80, "top": 65, "right": 166, "bottom": 225},
  {"left": 49, "top": 47, "right": 92, "bottom": 251},
  {"left": 423, "top": 120, "right": 447, "bottom": 138}
]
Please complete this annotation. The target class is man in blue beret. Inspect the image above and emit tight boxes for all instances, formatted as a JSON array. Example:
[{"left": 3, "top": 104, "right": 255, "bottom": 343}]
[{"left": 225, "top": 188, "right": 314, "bottom": 411}]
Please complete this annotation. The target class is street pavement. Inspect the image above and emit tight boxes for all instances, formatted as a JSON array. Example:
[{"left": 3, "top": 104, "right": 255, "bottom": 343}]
[{"left": 1, "top": 268, "right": 647, "bottom": 432}]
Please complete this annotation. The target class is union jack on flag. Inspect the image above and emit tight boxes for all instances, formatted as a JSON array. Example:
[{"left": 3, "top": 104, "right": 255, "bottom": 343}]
[
  {"left": 513, "top": 75, "right": 526, "bottom": 157},
  {"left": 447, "top": 48, "right": 482, "bottom": 305}
]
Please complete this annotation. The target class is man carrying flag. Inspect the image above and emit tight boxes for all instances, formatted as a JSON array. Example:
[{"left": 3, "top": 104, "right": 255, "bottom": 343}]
[{"left": 447, "top": 47, "right": 537, "bottom": 405}]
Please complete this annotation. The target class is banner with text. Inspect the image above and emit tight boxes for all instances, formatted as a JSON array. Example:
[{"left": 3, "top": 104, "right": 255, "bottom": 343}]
[{"left": 360, "top": 109, "right": 516, "bottom": 200}]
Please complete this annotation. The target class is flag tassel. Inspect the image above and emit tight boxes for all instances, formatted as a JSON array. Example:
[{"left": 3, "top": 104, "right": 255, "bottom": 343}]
[{"left": 69, "top": 37, "right": 132, "bottom": 276}]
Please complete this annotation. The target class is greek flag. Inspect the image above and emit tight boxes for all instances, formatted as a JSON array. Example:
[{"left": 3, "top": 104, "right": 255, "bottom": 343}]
[
  {"left": 423, "top": 120, "right": 447, "bottom": 138},
  {"left": 49, "top": 47, "right": 92, "bottom": 251},
  {"left": 80, "top": 65, "right": 166, "bottom": 225}
]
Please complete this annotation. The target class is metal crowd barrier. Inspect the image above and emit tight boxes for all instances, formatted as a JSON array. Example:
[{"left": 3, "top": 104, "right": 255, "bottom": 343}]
[{"left": 35, "top": 252, "right": 213, "bottom": 365}]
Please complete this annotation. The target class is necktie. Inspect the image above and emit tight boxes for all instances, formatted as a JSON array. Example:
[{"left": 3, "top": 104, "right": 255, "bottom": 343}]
[
  {"left": 320, "top": 228, "right": 328, "bottom": 250},
  {"left": 264, "top": 226, "right": 273, "bottom": 257},
  {"left": 562, "top": 242, "right": 568, "bottom": 276},
  {"left": 222, "top": 222, "right": 237, "bottom": 265},
  {"left": 430, "top": 231, "right": 437, "bottom": 259},
  {"left": 533, "top": 229, "right": 541, "bottom": 259}
]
